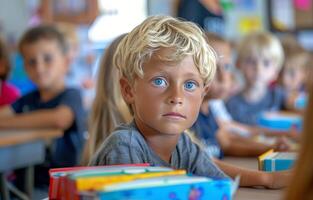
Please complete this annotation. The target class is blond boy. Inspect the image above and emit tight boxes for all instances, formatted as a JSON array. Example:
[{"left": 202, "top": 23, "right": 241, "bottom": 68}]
[
  {"left": 90, "top": 16, "right": 290, "bottom": 189},
  {"left": 226, "top": 32, "right": 285, "bottom": 125},
  {"left": 91, "top": 15, "right": 226, "bottom": 178}
]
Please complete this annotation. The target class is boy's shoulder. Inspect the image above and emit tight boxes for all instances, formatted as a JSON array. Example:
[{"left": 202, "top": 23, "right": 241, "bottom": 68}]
[
  {"left": 17, "top": 87, "right": 81, "bottom": 102},
  {"left": 104, "top": 123, "right": 144, "bottom": 147},
  {"left": 11, "top": 87, "right": 82, "bottom": 113},
  {"left": 226, "top": 92, "right": 245, "bottom": 105}
]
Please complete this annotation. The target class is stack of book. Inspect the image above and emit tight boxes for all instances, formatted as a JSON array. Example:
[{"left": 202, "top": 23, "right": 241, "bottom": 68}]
[
  {"left": 258, "top": 149, "right": 297, "bottom": 172},
  {"left": 49, "top": 164, "right": 233, "bottom": 200}
]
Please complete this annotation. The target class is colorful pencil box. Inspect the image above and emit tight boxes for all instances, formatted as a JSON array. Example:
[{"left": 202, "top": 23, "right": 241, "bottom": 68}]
[{"left": 80, "top": 175, "right": 233, "bottom": 200}]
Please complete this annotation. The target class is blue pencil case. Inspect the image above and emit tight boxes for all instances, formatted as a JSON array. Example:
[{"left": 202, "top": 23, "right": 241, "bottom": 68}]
[{"left": 257, "top": 112, "right": 302, "bottom": 131}]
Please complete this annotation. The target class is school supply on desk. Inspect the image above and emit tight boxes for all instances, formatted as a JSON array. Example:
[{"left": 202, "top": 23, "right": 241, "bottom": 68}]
[
  {"left": 80, "top": 175, "right": 233, "bottom": 200},
  {"left": 257, "top": 112, "right": 302, "bottom": 132},
  {"left": 66, "top": 167, "right": 186, "bottom": 199},
  {"left": 49, "top": 165, "right": 235, "bottom": 200},
  {"left": 48, "top": 163, "right": 150, "bottom": 199},
  {"left": 294, "top": 93, "right": 307, "bottom": 109},
  {"left": 258, "top": 149, "right": 297, "bottom": 172}
]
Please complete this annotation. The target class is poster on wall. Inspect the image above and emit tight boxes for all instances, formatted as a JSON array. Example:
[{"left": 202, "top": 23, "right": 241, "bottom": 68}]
[
  {"left": 269, "top": 0, "right": 294, "bottom": 31},
  {"left": 269, "top": 0, "right": 313, "bottom": 31},
  {"left": 294, "top": 0, "right": 313, "bottom": 29},
  {"left": 88, "top": 0, "right": 147, "bottom": 44}
]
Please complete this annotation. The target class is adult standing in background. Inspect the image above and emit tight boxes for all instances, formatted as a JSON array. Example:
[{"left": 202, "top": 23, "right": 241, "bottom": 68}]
[{"left": 177, "top": 0, "right": 225, "bottom": 36}]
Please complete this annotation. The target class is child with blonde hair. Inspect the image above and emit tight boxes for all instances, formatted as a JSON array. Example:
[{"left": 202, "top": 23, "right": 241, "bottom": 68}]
[
  {"left": 81, "top": 34, "right": 132, "bottom": 165},
  {"left": 226, "top": 32, "right": 286, "bottom": 125},
  {"left": 193, "top": 32, "right": 289, "bottom": 158},
  {"left": 89, "top": 16, "right": 290, "bottom": 188},
  {"left": 279, "top": 37, "right": 311, "bottom": 111}
]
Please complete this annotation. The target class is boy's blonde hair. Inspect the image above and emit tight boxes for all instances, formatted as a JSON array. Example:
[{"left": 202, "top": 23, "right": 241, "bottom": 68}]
[
  {"left": 237, "top": 32, "right": 284, "bottom": 70},
  {"left": 113, "top": 15, "right": 217, "bottom": 85}
]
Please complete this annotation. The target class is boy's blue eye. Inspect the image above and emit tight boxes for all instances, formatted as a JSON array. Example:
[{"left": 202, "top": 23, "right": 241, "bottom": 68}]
[
  {"left": 184, "top": 81, "right": 197, "bottom": 91},
  {"left": 152, "top": 78, "right": 167, "bottom": 87}
]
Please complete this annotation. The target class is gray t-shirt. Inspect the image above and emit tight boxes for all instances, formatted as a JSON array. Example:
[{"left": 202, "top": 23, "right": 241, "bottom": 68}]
[
  {"left": 226, "top": 87, "right": 285, "bottom": 125},
  {"left": 90, "top": 122, "right": 227, "bottom": 178}
]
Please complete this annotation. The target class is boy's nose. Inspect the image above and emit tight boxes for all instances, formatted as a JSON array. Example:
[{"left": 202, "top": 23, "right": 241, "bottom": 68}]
[
  {"left": 169, "top": 97, "right": 183, "bottom": 105},
  {"left": 167, "top": 86, "right": 184, "bottom": 105}
]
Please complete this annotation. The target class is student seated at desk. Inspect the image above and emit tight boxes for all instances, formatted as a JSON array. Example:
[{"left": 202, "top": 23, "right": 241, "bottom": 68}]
[
  {"left": 226, "top": 32, "right": 288, "bottom": 126},
  {"left": 0, "top": 25, "right": 86, "bottom": 186},
  {"left": 0, "top": 36, "right": 20, "bottom": 106},
  {"left": 90, "top": 15, "right": 290, "bottom": 189},
  {"left": 279, "top": 37, "right": 311, "bottom": 112},
  {"left": 192, "top": 32, "right": 290, "bottom": 158}
]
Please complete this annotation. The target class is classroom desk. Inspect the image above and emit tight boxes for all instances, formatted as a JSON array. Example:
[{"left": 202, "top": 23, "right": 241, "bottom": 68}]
[
  {"left": 223, "top": 157, "right": 284, "bottom": 200},
  {"left": 0, "top": 129, "right": 63, "bottom": 200}
]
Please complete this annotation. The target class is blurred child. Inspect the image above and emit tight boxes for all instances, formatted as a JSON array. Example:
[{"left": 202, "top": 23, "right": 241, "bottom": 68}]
[
  {"left": 81, "top": 34, "right": 132, "bottom": 165},
  {"left": 0, "top": 25, "right": 86, "bottom": 185},
  {"left": 192, "top": 33, "right": 289, "bottom": 158},
  {"left": 226, "top": 32, "right": 286, "bottom": 126},
  {"left": 279, "top": 37, "right": 311, "bottom": 111},
  {"left": 89, "top": 16, "right": 290, "bottom": 188},
  {"left": 285, "top": 68, "right": 313, "bottom": 200},
  {"left": 56, "top": 22, "right": 96, "bottom": 110},
  {"left": 0, "top": 37, "right": 20, "bottom": 106},
  {"left": 203, "top": 32, "right": 254, "bottom": 137}
]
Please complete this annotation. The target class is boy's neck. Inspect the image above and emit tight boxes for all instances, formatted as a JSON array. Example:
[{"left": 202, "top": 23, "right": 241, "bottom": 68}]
[
  {"left": 145, "top": 134, "right": 179, "bottom": 163},
  {"left": 242, "top": 84, "right": 267, "bottom": 103},
  {"left": 134, "top": 119, "right": 180, "bottom": 163},
  {"left": 39, "top": 83, "right": 65, "bottom": 102}
]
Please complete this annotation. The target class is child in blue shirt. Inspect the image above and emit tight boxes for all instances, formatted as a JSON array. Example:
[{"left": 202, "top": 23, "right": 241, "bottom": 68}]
[{"left": 0, "top": 25, "right": 86, "bottom": 185}]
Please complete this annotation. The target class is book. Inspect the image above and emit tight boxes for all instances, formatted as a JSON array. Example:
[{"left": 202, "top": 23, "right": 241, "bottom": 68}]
[
  {"left": 258, "top": 149, "right": 296, "bottom": 171},
  {"left": 65, "top": 167, "right": 185, "bottom": 199},
  {"left": 257, "top": 111, "right": 302, "bottom": 132},
  {"left": 48, "top": 163, "right": 150, "bottom": 200}
]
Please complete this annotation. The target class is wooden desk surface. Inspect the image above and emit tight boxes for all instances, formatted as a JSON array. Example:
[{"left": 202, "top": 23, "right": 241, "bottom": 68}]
[
  {"left": 223, "top": 157, "right": 284, "bottom": 200},
  {"left": 0, "top": 129, "right": 63, "bottom": 147}
]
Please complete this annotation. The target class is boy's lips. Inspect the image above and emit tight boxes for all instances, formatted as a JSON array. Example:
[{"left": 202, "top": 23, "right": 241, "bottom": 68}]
[{"left": 162, "top": 112, "right": 186, "bottom": 119}]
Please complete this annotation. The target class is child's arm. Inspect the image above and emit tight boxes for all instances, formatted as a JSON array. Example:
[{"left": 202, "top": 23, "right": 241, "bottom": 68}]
[
  {"left": 216, "top": 129, "right": 289, "bottom": 157},
  {"left": 213, "top": 158, "right": 291, "bottom": 188},
  {"left": 0, "top": 105, "right": 74, "bottom": 130},
  {"left": 0, "top": 106, "right": 15, "bottom": 118}
]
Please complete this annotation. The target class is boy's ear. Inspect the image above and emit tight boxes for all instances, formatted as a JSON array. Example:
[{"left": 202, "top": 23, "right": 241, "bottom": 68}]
[
  {"left": 202, "top": 84, "right": 211, "bottom": 99},
  {"left": 120, "top": 77, "right": 135, "bottom": 104}
]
